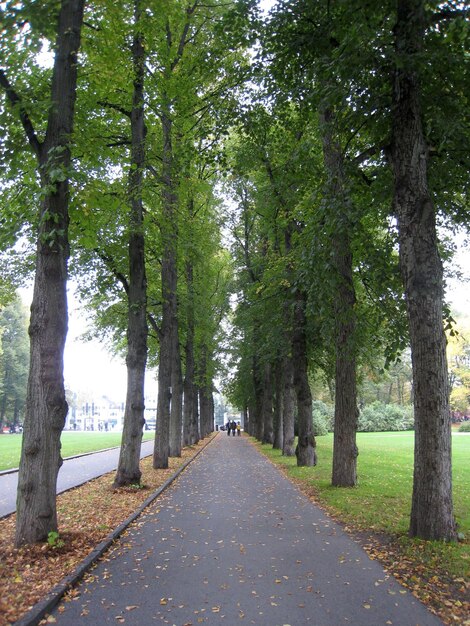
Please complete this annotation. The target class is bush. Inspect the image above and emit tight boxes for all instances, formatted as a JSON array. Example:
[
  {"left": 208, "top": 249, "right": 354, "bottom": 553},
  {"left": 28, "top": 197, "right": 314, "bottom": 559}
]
[
  {"left": 358, "top": 401, "right": 414, "bottom": 432},
  {"left": 458, "top": 421, "right": 470, "bottom": 433},
  {"left": 312, "top": 400, "right": 333, "bottom": 436}
]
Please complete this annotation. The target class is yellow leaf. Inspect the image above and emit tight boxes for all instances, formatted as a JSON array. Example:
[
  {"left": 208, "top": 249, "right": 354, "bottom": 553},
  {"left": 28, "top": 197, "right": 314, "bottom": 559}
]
[{"left": 160, "top": 598, "right": 168, "bottom": 606}]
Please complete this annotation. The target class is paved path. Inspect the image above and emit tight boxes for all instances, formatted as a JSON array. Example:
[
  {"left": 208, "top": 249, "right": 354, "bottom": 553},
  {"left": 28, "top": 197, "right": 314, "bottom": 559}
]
[
  {"left": 50, "top": 434, "right": 442, "bottom": 625},
  {"left": 0, "top": 439, "right": 154, "bottom": 518}
]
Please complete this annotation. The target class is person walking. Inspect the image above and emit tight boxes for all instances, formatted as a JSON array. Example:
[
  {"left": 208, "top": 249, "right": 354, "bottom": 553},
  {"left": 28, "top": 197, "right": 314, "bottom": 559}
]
[{"left": 236, "top": 422, "right": 241, "bottom": 436}]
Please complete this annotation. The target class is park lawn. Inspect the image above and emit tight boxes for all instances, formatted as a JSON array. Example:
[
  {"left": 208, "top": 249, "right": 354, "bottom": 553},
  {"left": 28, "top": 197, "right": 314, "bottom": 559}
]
[
  {"left": 256, "top": 431, "right": 469, "bottom": 579},
  {"left": 0, "top": 431, "right": 155, "bottom": 471}
]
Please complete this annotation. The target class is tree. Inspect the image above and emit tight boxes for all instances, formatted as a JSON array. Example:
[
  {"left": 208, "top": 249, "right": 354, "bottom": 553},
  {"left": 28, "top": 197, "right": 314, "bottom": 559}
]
[
  {"left": 389, "top": 0, "right": 459, "bottom": 541},
  {"left": 0, "top": 296, "right": 29, "bottom": 430},
  {"left": 113, "top": 0, "right": 148, "bottom": 488},
  {"left": 0, "top": 0, "right": 86, "bottom": 546}
]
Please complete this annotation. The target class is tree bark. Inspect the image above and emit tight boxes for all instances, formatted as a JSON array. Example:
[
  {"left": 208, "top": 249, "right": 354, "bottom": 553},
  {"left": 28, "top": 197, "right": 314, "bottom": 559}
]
[
  {"left": 293, "top": 292, "right": 316, "bottom": 466},
  {"left": 319, "top": 105, "right": 359, "bottom": 487},
  {"left": 252, "top": 352, "right": 264, "bottom": 441},
  {"left": 154, "top": 102, "right": 178, "bottom": 470},
  {"left": 199, "top": 385, "right": 212, "bottom": 438},
  {"left": 114, "top": 0, "right": 148, "bottom": 488},
  {"left": 261, "top": 362, "right": 274, "bottom": 444},
  {"left": 272, "top": 360, "right": 283, "bottom": 450},
  {"left": 183, "top": 251, "right": 199, "bottom": 445},
  {"left": 390, "top": 0, "right": 456, "bottom": 540},
  {"left": 14, "top": 0, "right": 85, "bottom": 547},
  {"left": 282, "top": 354, "right": 296, "bottom": 457},
  {"left": 332, "top": 234, "right": 359, "bottom": 485},
  {"left": 183, "top": 338, "right": 197, "bottom": 446},
  {"left": 198, "top": 345, "right": 214, "bottom": 438},
  {"left": 169, "top": 329, "right": 183, "bottom": 456}
]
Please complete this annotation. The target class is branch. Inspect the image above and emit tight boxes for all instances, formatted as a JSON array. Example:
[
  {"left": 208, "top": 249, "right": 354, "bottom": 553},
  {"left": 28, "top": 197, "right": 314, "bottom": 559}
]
[
  {"left": 94, "top": 249, "right": 129, "bottom": 294},
  {"left": 97, "top": 100, "right": 131, "bottom": 119},
  {"left": 351, "top": 144, "right": 380, "bottom": 165},
  {"left": 147, "top": 311, "right": 162, "bottom": 340},
  {"left": 170, "top": 1, "right": 199, "bottom": 71},
  {"left": 146, "top": 162, "right": 163, "bottom": 183},
  {"left": 0, "top": 68, "right": 42, "bottom": 158}
]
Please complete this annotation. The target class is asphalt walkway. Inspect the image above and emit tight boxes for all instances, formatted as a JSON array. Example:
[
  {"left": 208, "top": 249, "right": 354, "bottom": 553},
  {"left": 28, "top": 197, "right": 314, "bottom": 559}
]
[
  {"left": 0, "top": 439, "right": 154, "bottom": 517},
  {"left": 48, "top": 433, "right": 442, "bottom": 625}
]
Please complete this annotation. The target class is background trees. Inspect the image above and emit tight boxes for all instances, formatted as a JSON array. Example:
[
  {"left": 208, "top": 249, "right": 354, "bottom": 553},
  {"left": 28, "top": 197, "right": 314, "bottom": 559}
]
[{"left": 0, "top": 296, "right": 29, "bottom": 431}]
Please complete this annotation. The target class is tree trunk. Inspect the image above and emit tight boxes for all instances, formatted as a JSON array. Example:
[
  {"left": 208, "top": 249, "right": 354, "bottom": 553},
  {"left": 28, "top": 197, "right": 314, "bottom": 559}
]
[
  {"left": 154, "top": 102, "right": 178, "bottom": 470},
  {"left": 183, "top": 343, "right": 196, "bottom": 446},
  {"left": 183, "top": 255, "right": 199, "bottom": 446},
  {"left": 293, "top": 292, "right": 316, "bottom": 466},
  {"left": 319, "top": 104, "right": 358, "bottom": 487},
  {"left": 14, "top": 0, "right": 85, "bottom": 547},
  {"left": 114, "top": 0, "right": 147, "bottom": 488},
  {"left": 199, "top": 385, "right": 212, "bottom": 438},
  {"left": 332, "top": 236, "right": 359, "bottom": 485},
  {"left": 282, "top": 354, "right": 296, "bottom": 457},
  {"left": 272, "top": 360, "right": 283, "bottom": 450},
  {"left": 391, "top": 0, "right": 456, "bottom": 541},
  {"left": 261, "top": 362, "right": 274, "bottom": 444},
  {"left": 249, "top": 349, "right": 263, "bottom": 440},
  {"left": 242, "top": 406, "right": 248, "bottom": 434},
  {"left": 169, "top": 329, "right": 183, "bottom": 456},
  {"left": 247, "top": 402, "right": 256, "bottom": 437}
]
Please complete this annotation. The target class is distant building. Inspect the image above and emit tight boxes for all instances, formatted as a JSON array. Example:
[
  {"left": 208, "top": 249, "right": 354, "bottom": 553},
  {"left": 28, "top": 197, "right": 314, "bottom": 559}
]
[{"left": 65, "top": 393, "right": 158, "bottom": 431}]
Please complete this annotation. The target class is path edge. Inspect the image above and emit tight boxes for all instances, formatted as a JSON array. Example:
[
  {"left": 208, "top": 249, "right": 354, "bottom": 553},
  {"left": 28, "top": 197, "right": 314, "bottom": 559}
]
[{"left": 13, "top": 433, "right": 218, "bottom": 626}]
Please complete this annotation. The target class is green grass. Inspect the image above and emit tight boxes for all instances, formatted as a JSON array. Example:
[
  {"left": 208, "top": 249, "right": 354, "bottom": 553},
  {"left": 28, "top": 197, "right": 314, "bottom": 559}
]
[
  {"left": 0, "top": 431, "right": 155, "bottom": 471},
  {"left": 256, "top": 431, "right": 470, "bottom": 578}
]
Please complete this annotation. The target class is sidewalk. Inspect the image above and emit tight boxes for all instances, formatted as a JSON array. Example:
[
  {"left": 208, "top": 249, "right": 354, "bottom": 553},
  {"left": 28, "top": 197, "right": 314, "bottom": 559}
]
[
  {"left": 36, "top": 433, "right": 442, "bottom": 626},
  {"left": 0, "top": 440, "right": 155, "bottom": 518}
]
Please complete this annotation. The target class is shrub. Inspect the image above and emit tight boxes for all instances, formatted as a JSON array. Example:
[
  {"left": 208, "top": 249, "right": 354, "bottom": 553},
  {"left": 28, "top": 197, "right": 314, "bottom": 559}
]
[
  {"left": 358, "top": 401, "right": 414, "bottom": 432},
  {"left": 312, "top": 400, "right": 333, "bottom": 436},
  {"left": 458, "top": 421, "right": 470, "bottom": 433}
]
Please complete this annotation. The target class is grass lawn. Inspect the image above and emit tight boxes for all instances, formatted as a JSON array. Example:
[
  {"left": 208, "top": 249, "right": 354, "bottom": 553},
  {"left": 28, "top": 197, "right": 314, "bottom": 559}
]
[
  {"left": 0, "top": 430, "right": 155, "bottom": 471},
  {"left": 256, "top": 431, "right": 469, "bottom": 579}
]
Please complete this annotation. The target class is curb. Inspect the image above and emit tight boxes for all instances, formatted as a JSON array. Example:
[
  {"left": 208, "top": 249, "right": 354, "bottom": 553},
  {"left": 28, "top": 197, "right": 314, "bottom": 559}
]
[{"left": 13, "top": 433, "right": 218, "bottom": 626}]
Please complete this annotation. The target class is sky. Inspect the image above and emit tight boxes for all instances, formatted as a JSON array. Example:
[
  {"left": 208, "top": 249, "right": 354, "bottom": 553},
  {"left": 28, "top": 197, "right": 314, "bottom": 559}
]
[
  {"left": 19, "top": 283, "right": 158, "bottom": 402},
  {"left": 62, "top": 289, "right": 159, "bottom": 401}
]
